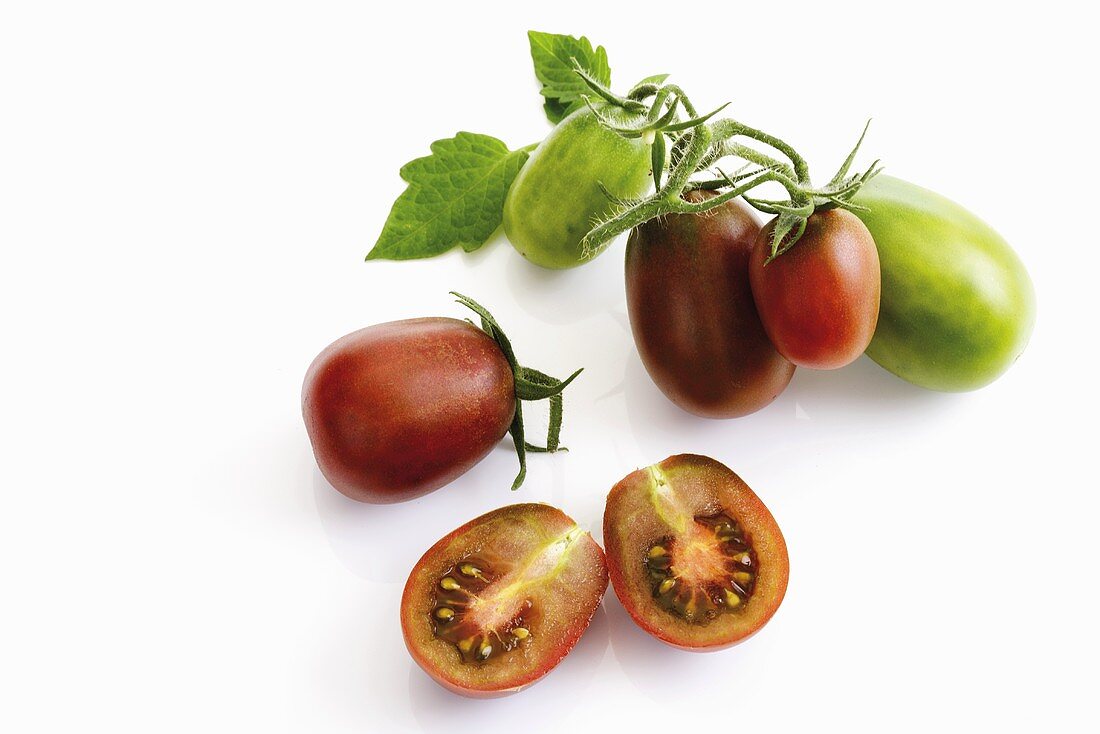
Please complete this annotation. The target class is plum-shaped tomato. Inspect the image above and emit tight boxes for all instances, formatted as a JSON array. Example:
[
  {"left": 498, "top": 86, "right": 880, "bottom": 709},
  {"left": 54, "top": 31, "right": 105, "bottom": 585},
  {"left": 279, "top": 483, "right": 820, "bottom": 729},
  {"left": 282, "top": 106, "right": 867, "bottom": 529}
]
[
  {"left": 749, "top": 209, "right": 880, "bottom": 370},
  {"left": 302, "top": 294, "right": 580, "bottom": 503},
  {"left": 625, "top": 191, "right": 795, "bottom": 418},
  {"left": 401, "top": 503, "right": 608, "bottom": 697},
  {"left": 604, "top": 454, "right": 789, "bottom": 650}
]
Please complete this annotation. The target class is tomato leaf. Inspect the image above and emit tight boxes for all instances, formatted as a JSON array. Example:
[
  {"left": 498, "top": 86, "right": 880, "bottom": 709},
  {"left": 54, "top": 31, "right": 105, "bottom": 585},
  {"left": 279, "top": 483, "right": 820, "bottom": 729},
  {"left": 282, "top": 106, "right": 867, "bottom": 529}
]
[
  {"left": 367, "top": 133, "right": 529, "bottom": 260},
  {"left": 528, "top": 31, "right": 611, "bottom": 125}
]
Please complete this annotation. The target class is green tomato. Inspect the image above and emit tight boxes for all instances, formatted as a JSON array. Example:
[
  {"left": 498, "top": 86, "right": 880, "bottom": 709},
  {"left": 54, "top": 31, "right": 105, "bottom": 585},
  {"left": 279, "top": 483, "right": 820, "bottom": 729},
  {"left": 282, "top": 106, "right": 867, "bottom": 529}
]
[
  {"left": 503, "top": 105, "right": 652, "bottom": 269},
  {"left": 852, "top": 175, "right": 1035, "bottom": 391}
]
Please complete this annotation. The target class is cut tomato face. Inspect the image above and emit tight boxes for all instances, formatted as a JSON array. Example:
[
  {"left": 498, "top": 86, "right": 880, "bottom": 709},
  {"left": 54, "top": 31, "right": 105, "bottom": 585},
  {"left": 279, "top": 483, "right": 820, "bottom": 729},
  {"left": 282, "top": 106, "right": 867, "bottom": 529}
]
[
  {"left": 401, "top": 504, "right": 608, "bottom": 697},
  {"left": 603, "top": 455, "right": 789, "bottom": 650}
]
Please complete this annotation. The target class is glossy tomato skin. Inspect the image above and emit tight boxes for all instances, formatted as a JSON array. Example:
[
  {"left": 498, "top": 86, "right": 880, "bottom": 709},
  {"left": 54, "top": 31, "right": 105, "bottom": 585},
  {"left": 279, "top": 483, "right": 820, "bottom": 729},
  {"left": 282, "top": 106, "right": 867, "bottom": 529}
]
[
  {"left": 401, "top": 503, "right": 608, "bottom": 697},
  {"left": 503, "top": 105, "right": 651, "bottom": 269},
  {"left": 625, "top": 192, "right": 795, "bottom": 418},
  {"left": 852, "top": 176, "right": 1036, "bottom": 391},
  {"left": 749, "top": 209, "right": 880, "bottom": 370},
  {"left": 603, "top": 455, "right": 789, "bottom": 651},
  {"left": 302, "top": 318, "right": 515, "bottom": 503}
]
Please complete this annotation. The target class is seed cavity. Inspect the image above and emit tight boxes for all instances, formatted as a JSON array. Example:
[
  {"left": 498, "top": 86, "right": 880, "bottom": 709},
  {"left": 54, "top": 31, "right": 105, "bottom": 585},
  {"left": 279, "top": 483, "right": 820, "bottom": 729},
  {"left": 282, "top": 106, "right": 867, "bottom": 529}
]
[
  {"left": 644, "top": 511, "right": 758, "bottom": 625},
  {"left": 429, "top": 555, "right": 533, "bottom": 665}
]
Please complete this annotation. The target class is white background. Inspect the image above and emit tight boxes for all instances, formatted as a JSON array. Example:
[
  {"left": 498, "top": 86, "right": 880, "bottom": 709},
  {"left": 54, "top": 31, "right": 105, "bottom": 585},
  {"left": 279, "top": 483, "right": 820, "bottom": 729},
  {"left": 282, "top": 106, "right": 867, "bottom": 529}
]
[{"left": 3, "top": 2, "right": 1098, "bottom": 732}]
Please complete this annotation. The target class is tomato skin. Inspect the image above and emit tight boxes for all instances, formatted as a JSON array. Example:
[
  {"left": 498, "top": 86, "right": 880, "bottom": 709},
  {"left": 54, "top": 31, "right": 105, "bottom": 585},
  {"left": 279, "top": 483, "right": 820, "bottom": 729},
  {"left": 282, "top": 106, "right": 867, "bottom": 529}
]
[
  {"left": 625, "top": 192, "right": 795, "bottom": 418},
  {"left": 302, "top": 318, "right": 515, "bottom": 503},
  {"left": 852, "top": 176, "right": 1036, "bottom": 391},
  {"left": 503, "top": 105, "right": 652, "bottom": 269},
  {"left": 749, "top": 209, "right": 880, "bottom": 370}
]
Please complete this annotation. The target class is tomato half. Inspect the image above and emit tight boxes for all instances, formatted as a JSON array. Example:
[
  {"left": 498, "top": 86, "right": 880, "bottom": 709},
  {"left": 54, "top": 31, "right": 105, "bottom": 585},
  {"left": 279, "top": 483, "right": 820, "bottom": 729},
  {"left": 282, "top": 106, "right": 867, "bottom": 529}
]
[
  {"left": 402, "top": 503, "right": 608, "bottom": 696},
  {"left": 604, "top": 454, "right": 789, "bottom": 650}
]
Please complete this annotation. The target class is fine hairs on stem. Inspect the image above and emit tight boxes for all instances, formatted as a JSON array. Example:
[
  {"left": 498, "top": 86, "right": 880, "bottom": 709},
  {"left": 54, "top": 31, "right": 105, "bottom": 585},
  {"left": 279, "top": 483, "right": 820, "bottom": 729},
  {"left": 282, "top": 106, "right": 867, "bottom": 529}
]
[{"left": 568, "top": 58, "right": 882, "bottom": 261}]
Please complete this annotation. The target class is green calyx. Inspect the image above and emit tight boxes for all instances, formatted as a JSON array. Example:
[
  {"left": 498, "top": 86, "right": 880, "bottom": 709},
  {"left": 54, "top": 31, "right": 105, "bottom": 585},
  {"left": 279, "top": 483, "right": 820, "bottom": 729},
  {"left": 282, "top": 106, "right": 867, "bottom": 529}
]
[
  {"left": 451, "top": 292, "right": 582, "bottom": 490},
  {"left": 573, "top": 61, "right": 882, "bottom": 261}
]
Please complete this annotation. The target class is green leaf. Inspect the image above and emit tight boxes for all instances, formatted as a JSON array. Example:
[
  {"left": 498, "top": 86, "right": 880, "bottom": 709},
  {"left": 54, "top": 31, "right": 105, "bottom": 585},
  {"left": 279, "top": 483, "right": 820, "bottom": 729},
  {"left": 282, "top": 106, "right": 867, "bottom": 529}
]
[
  {"left": 367, "top": 133, "right": 529, "bottom": 260},
  {"left": 528, "top": 30, "right": 611, "bottom": 124},
  {"left": 634, "top": 73, "right": 669, "bottom": 87}
]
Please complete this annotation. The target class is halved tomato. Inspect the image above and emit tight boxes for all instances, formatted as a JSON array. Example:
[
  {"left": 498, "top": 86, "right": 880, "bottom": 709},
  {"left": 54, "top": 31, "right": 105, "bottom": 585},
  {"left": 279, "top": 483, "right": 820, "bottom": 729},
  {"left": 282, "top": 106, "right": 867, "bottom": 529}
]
[
  {"left": 603, "top": 455, "right": 789, "bottom": 650},
  {"left": 401, "top": 503, "right": 608, "bottom": 696}
]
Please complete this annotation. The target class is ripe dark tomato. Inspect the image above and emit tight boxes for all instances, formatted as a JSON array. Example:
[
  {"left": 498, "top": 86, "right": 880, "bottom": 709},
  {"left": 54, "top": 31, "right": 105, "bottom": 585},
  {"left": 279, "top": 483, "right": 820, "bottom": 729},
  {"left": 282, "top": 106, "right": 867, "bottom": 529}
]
[
  {"left": 401, "top": 503, "right": 608, "bottom": 697},
  {"left": 625, "top": 191, "right": 795, "bottom": 418},
  {"left": 749, "top": 209, "right": 880, "bottom": 370},
  {"left": 302, "top": 317, "right": 515, "bottom": 503},
  {"left": 603, "top": 454, "right": 789, "bottom": 651}
]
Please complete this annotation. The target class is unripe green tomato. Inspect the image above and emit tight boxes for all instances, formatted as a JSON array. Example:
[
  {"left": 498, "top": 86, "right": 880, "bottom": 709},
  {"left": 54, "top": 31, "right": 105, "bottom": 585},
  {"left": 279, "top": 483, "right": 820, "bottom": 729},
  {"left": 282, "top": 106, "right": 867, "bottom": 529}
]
[
  {"left": 852, "top": 175, "right": 1036, "bottom": 391},
  {"left": 503, "top": 105, "right": 652, "bottom": 269}
]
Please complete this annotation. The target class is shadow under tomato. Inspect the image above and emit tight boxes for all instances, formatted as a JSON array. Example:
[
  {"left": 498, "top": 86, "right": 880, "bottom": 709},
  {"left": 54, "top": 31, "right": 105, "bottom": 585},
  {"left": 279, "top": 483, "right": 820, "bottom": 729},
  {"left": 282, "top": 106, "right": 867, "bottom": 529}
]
[
  {"left": 503, "top": 238, "right": 628, "bottom": 326},
  {"left": 406, "top": 604, "right": 610, "bottom": 733},
  {"left": 311, "top": 459, "right": 514, "bottom": 584},
  {"left": 311, "top": 440, "right": 584, "bottom": 585},
  {"left": 604, "top": 586, "right": 781, "bottom": 700},
  {"left": 618, "top": 348, "right": 963, "bottom": 472}
]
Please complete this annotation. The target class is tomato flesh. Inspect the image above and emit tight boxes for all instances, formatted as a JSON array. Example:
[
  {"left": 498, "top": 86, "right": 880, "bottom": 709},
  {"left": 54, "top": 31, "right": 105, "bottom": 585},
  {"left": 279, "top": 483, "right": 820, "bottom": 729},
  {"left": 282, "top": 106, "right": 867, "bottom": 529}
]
[{"left": 401, "top": 503, "right": 608, "bottom": 696}]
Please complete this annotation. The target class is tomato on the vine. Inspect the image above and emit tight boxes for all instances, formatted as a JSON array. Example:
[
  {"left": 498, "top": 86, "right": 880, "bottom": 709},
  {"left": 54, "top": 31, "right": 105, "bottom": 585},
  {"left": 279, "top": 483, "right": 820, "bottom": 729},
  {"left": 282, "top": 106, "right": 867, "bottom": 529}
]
[
  {"left": 749, "top": 209, "right": 880, "bottom": 370},
  {"left": 503, "top": 105, "right": 652, "bottom": 269}
]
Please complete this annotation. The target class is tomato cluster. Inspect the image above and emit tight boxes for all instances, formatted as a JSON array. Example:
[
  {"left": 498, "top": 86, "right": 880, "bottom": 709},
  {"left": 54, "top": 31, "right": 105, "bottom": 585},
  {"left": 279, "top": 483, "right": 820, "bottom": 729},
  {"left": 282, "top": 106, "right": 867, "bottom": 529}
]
[{"left": 626, "top": 195, "right": 881, "bottom": 417}]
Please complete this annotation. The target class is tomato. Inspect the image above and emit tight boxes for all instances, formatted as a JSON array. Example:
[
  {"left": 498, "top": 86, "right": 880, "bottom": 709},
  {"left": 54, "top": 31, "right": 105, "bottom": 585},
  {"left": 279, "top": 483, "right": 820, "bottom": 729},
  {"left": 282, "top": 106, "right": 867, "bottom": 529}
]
[
  {"left": 625, "top": 191, "right": 795, "bottom": 418},
  {"left": 603, "top": 454, "right": 789, "bottom": 651},
  {"left": 852, "top": 175, "right": 1036, "bottom": 391},
  {"left": 503, "top": 105, "right": 652, "bottom": 269},
  {"left": 302, "top": 317, "right": 515, "bottom": 503},
  {"left": 749, "top": 209, "right": 880, "bottom": 369},
  {"left": 401, "top": 503, "right": 608, "bottom": 697}
]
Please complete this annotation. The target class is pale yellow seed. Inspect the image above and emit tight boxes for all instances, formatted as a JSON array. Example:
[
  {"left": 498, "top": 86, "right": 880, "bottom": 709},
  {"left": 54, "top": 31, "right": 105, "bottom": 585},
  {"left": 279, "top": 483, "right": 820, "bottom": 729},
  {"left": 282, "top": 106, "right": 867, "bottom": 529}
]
[
  {"left": 724, "top": 590, "right": 742, "bottom": 607},
  {"left": 459, "top": 563, "right": 481, "bottom": 578},
  {"left": 458, "top": 638, "right": 474, "bottom": 653},
  {"left": 733, "top": 571, "right": 753, "bottom": 585},
  {"left": 658, "top": 578, "right": 676, "bottom": 594},
  {"left": 440, "top": 577, "right": 460, "bottom": 591},
  {"left": 735, "top": 553, "right": 752, "bottom": 566},
  {"left": 478, "top": 643, "right": 493, "bottom": 660},
  {"left": 435, "top": 607, "right": 455, "bottom": 621},
  {"left": 648, "top": 545, "right": 667, "bottom": 559},
  {"left": 512, "top": 627, "right": 529, "bottom": 640}
]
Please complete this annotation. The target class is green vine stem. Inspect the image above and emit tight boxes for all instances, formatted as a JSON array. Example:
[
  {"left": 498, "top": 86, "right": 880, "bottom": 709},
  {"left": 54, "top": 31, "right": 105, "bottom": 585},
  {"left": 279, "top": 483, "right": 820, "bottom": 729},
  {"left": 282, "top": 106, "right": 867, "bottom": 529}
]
[
  {"left": 450, "top": 292, "right": 582, "bottom": 490},
  {"left": 572, "top": 66, "right": 881, "bottom": 262}
]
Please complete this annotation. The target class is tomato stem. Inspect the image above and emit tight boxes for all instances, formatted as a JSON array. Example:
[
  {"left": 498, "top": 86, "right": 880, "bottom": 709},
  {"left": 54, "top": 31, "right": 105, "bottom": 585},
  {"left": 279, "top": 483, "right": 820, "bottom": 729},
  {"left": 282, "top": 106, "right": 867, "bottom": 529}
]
[
  {"left": 450, "top": 292, "right": 582, "bottom": 491},
  {"left": 575, "top": 70, "right": 881, "bottom": 259}
]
